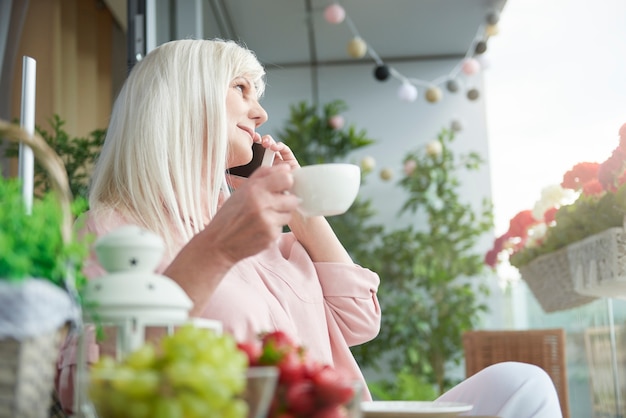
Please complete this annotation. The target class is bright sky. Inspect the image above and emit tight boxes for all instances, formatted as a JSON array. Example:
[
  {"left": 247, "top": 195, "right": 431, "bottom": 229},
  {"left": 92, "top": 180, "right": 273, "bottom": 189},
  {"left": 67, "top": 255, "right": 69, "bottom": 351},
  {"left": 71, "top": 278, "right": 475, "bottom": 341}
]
[{"left": 484, "top": 0, "right": 626, "bottom": 234}]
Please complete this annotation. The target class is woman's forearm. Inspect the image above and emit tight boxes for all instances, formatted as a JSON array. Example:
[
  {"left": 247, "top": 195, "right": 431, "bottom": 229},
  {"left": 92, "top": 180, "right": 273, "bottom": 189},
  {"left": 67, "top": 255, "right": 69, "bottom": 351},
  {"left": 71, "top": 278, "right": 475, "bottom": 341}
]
[
  {"left": 288, "top": 213, "right": 353, "bottom": 264},
  {"left": 163, "top": 234, "right": 235, "bottom": 317}
]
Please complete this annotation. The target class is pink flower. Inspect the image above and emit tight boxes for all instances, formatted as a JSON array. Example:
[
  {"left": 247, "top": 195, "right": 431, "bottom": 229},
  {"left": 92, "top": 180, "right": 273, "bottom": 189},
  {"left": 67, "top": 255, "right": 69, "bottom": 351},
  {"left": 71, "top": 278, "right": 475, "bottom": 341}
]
[
  {"left": 328, "top": 115, "right": 344, "bottom": 130},
  {"left": 598, "top": 147, "right": 626, "bottom": 191}
]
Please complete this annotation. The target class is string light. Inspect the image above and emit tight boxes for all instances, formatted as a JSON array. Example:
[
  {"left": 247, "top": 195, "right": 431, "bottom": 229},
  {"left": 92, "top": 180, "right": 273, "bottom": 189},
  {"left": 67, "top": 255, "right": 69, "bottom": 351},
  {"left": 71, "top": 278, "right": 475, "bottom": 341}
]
[{"left": 323, "top": 1, "right": 501, "bottom": 104}]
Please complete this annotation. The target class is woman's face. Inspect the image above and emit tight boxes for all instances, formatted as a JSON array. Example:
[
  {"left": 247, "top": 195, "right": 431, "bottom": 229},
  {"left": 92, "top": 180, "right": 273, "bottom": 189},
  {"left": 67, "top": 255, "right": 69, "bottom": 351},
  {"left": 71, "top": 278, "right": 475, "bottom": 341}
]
[{"left": 225, "top": 76, "right": 268, "bottom": 168}]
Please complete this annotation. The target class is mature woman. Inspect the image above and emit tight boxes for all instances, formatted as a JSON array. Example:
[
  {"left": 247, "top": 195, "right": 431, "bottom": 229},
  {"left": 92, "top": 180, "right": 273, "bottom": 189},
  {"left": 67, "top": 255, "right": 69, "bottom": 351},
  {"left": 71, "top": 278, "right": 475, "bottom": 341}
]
[{"left": 55, "top": 39, "right": 561, "bottom": 417}]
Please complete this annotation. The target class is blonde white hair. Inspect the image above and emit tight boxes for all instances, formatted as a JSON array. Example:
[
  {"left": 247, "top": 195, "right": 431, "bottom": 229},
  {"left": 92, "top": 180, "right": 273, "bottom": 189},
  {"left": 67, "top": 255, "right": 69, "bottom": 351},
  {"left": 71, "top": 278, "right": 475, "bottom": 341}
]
[{"left": 89, "top": 39, "right": 266, "bottom": 257}]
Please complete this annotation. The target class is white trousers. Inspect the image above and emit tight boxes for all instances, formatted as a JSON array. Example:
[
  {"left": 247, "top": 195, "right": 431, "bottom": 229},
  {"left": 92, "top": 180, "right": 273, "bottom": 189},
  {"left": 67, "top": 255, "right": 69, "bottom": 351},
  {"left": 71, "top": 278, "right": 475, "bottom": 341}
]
[{"left": 436, "top": 362, "right": 563, "bottom": 418}]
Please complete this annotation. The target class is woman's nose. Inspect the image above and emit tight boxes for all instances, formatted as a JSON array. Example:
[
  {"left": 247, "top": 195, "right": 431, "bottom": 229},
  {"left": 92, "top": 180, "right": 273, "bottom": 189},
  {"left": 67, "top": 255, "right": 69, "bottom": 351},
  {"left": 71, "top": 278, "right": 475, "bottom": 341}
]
[{"left": 251, "top": 101, "right": 268, "bottom": 127}]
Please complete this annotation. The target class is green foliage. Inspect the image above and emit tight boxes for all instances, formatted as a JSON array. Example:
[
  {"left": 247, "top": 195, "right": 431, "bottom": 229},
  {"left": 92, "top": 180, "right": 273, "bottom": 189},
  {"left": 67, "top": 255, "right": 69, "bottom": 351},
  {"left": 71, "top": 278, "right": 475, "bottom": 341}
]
[
  {"left": 4, "top": 114, "right": 106, "bottom": 200},
  {"left": 351, "top": 128, "right": 494, "bottom": 395},
  {"left": 0, "top": 176, "right": 91, "bottom": 292},
  {"left": 510, "top": 183, "right": 626, "bottom": 268},
  {"left": 277, "top": 100, "right": 374, "bottom": 166},
  {"left": 368, "top": 369, "right": 437, "bottom": 401}
]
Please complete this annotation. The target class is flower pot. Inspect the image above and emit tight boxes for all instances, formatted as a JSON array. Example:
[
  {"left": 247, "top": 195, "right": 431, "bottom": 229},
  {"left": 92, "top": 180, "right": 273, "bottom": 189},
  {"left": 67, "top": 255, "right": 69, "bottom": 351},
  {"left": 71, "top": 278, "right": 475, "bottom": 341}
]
[
  {"left": 567, "top": 226, "right": 626, "bottom": 298},
  {"left": 519, "top": 247, "right": 597, "bottom": 313},
  {"left": 0, "top": 280, "right": 76, "bottom": 418}
]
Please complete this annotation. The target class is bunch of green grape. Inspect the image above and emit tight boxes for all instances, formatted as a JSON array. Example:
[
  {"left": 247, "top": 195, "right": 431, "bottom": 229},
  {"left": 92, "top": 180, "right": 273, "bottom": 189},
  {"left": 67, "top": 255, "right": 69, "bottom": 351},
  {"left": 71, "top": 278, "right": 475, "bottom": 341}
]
[{"left": 89, "top": 324, "right": 249, "bottom": 418}]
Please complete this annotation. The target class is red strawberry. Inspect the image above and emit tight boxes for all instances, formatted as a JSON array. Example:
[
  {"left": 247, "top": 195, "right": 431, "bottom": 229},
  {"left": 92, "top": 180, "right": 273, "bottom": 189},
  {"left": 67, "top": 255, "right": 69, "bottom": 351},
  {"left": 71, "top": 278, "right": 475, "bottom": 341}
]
[
  {"left": 262, "top": 330, "right": 297, "bottom": 353},
  {"left": 277, "top": 351, "right": 305, "bottom": 384},
  {"left": 285, "top": 380, "right": 316, "bottom": 416},
  {"left": 311, "top": 405, "right": 349, "bottom": 418},
  {"left": 237, "top": 341, "right": 261, "bottom": 366},
  {"left": 311, "top": 366, "right": 355, "bottom": 406}
]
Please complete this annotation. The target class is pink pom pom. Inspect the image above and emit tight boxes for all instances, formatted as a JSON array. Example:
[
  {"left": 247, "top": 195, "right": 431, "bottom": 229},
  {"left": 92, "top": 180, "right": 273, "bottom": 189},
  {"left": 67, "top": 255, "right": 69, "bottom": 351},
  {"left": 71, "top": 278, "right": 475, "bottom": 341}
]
[
  {"left": 403, "top": 160, "right": 417, "bottom": 176},
  {"left": 397, "top": 83, "right": 418, "bottom": 102},
  {"left": 619, "top": 122, "right": 626, "bottom": 140},
  {"left": 324, "top": 4, "right": 346, "bottom": 24},
  {"left": 461, "top": 58, "right": 481, "bottom": 75},
  {"left": 329, "top": 115, "right": 345, "bottom": 130}
]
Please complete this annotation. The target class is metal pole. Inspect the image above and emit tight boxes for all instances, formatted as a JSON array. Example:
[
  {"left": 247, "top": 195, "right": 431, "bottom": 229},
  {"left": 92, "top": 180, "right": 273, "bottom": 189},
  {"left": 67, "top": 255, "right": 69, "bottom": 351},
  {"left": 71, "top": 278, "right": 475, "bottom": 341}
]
[
  {"left": 18, "top": 56, "right": 35, "bottom": 213},
  {"left": 606, "top": 298, "right": 622, "bottom": 416},
  {"left": 127, "top": 0, "right": 147, "bottom": 73}
]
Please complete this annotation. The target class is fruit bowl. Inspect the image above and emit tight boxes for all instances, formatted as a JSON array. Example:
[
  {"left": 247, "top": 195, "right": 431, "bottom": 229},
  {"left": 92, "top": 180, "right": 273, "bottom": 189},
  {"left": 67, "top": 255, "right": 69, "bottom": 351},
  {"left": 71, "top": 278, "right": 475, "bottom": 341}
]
[
  {"left": 242, "top": 366, "right": 279, "bottom": 418},
  {"left": 88, "top": 365, "right": 279, "bottom": 418},
  {"left": 87, "top": 325, "right": 250, "bottom": 418}
]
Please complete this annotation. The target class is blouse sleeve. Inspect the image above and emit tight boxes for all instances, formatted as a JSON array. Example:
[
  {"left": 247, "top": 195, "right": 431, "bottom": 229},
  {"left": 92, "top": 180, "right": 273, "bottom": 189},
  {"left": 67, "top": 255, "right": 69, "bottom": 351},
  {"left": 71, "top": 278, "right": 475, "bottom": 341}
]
[
  {"left": 277, "top": 232, "right": 381, "bottom": 347},
  {"left": 315, "top": 261, "right": 381, "bottom": 346}
]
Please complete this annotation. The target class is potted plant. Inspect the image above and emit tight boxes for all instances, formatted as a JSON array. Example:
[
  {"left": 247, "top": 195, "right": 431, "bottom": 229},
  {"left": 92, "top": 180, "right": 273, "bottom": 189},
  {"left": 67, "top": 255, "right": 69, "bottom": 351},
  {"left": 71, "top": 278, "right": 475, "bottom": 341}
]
[
  {"left": 0, "top": 120, "right": 90, "bottom": 417},
  {"left": 2, "top": 114, "right": 106, "bottom": 200},
  {"left": 485, "top": 122, "right": 626, "bottom": 311},
  {"left": 352, "top": 127, "right": 494, "bottom": 396}
]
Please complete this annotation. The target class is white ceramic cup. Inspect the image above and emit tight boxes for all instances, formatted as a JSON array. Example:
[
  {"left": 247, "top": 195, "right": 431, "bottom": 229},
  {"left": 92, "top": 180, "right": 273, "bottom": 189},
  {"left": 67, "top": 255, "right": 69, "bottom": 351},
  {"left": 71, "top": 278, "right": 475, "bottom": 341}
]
[{"left": 291, "top": 163, "right": 361, "bottom": 217}]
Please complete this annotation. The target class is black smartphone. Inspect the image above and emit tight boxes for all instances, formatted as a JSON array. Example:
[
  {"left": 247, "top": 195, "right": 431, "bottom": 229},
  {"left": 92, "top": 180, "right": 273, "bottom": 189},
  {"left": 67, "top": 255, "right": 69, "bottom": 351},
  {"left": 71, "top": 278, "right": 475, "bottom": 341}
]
[{"left": 228, "top": 142, "right": 274, "bottom": 178}]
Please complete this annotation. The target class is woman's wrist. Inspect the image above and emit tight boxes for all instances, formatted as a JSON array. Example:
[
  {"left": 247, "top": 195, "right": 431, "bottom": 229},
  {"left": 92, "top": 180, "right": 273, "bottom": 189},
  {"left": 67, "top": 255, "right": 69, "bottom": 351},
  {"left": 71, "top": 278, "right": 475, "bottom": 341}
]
[{"left": 164, "top": 233, "right": 235, "bottom": 315}]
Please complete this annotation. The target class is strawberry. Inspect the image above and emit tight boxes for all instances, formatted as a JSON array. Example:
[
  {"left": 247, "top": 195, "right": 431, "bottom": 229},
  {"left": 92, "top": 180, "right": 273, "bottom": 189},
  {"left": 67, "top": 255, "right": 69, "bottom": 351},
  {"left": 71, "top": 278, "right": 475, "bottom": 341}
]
[
  {"left": 277, "top": 351, "right": 306, "bottom": 384},
  {"left": 262, "top": 330, "right": 297, "bottom": 354},
  {"left": 236, "top": 341, "right": 261, "bottom": 366},
  {"left": 252, "top": 330, "right": 356, "bottom": 418},
  {"left": 311, "top": 405, "right": 349, "bottom": 418},
  {"left": 285, "top": 380, "right": 316, "bottom": 416},
  {"left": 311, "top": 366, "right": 355, "bottom": 406}
]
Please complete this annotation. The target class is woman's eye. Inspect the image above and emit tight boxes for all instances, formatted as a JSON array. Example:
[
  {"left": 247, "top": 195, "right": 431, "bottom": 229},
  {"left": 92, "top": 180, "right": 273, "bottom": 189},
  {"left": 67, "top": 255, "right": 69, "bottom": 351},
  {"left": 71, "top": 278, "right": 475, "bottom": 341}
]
[{"left": 234, "top": 84, "right": 246, "bottom": 93}]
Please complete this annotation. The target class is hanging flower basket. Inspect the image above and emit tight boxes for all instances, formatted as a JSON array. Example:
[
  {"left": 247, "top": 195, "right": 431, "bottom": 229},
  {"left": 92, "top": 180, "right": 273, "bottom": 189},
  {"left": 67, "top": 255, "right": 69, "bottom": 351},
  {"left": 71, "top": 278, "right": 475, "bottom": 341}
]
[
  {"left": 567, "top": 224, "right": 626, "bottom": 298},
  {"left": 518, "top": 246, "right": 597, "bottom": 313}
]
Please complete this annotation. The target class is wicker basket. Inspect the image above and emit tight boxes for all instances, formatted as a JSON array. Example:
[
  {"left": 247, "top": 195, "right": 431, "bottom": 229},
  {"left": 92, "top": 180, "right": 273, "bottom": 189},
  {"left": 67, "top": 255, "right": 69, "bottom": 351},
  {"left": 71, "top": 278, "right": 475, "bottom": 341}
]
[
  {"left": 518, "top": 246, "right": 597, "bottom": 313},
  {"left": 0, "top": 120, "right": 74, "bottom": 418},
  {"left": 0, "top": 331, "right": 65, "bottom": 418},
  {"left": 567, "top": 226, "right": 626, "bottom": 299}
]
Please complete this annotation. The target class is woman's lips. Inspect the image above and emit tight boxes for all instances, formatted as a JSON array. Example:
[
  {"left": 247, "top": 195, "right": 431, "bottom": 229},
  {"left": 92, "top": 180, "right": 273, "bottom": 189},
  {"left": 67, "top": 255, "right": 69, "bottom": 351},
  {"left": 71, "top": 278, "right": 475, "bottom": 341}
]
[{"left": 239, "top": 125, "right": 255, "bottom": 142}]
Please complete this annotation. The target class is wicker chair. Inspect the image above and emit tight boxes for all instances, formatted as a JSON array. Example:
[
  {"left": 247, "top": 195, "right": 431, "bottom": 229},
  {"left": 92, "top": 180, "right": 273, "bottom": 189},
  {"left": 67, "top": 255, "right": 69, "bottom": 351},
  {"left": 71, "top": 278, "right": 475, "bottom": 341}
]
[
  {"left": 583, "top": 325, "right": 626, "bottom": 418},
  {"left": 462, "top": 328, "right": 569, "bottom": 418}
]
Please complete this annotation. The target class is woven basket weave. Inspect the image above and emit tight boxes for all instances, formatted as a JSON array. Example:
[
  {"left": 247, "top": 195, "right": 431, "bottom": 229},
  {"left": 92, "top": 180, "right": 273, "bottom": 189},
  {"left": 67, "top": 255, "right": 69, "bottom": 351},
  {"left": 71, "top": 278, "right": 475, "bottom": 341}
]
[
  {"left": 0, "top": 331, "right": 64, "bottom": 418},
  {"left": 0, "top": 120, "right": 73, "bottom": 418},
  {"left": 567, "top": 226, "right": 626, "bottom": 299},
  {"left": 519, "top": 246, "right": 597, "bottom": 313}
]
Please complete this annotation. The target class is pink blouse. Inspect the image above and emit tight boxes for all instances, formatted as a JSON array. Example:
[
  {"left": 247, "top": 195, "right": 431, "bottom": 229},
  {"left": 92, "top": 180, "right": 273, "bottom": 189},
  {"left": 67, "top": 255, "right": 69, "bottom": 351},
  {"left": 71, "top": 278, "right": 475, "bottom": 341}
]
[{"left": 56, "top": 209, "right": 381, "bottom": 411}]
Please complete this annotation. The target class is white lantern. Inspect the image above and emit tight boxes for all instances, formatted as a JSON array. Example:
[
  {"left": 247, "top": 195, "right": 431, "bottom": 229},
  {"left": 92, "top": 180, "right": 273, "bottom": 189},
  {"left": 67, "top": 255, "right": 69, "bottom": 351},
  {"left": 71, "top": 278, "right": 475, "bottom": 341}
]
[
  {"left": 71, "top": 225, "right": 220, "bottom": 416},
  {"left": 83, "top": 225, "right": 221, "bottom": 358}
]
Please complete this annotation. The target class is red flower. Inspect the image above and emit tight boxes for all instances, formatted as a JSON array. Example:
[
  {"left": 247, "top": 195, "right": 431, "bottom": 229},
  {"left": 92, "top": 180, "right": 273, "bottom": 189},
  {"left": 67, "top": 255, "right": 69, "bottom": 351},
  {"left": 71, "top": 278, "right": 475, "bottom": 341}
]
[
  {"left": 508, "top": 210, "right": 538, "bottom": 239},
  {"left": 561, "top": 162, "right": 600, "bottom": 190},
  {"left": 543, "top": 207, "right": 558, "bottom": 224},
  {"left": 582, "top": 179, "right": 605, "bottom": 196},
  {"left": 484, "top": 248, "right": 500, "bottom": 268}
]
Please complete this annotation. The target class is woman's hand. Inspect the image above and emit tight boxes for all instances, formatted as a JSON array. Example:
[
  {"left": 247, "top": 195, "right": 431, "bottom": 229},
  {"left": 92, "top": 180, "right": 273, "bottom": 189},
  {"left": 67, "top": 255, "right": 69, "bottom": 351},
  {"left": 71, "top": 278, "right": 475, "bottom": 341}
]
[
  {"left": 207, "top": 163, "right": 300, "bottom": 263},
  {"left": 255, "top": 135, "right": 353, "bottom": 265},
  {"left": 256, "top": 133, "right": 301, "bottom": 171},
  {"left": 165, "top": 164, "right": 300, "bottom": 315}
]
